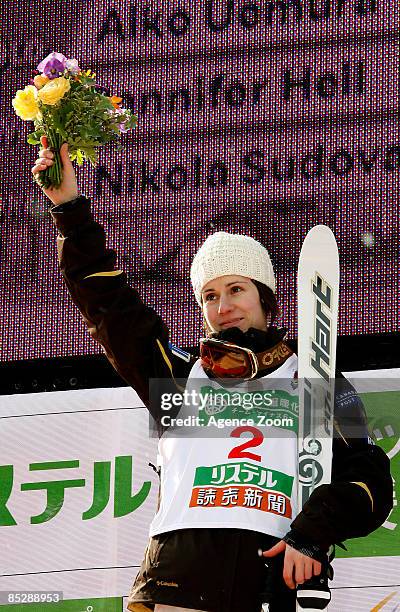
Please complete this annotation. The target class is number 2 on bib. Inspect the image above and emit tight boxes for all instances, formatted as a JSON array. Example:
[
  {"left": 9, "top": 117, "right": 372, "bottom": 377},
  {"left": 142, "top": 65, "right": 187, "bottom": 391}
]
[{"left": 228, "top": 426, "right": 264, "bottom": 462}]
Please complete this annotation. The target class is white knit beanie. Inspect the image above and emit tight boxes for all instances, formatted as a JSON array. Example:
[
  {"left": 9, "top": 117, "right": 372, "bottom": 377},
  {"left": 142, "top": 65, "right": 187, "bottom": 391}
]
[{"left": 190, "top": 231, "right": 276, "bottom": 305}]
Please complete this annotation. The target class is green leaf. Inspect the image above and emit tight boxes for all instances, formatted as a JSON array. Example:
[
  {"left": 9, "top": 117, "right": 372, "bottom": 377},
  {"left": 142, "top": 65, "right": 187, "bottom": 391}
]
[
  {"left": 27, "top": 131, "right": 42, "bottom": 145},
  {"left": 75, "top": 149, "right": 85, "bottom": 165}
]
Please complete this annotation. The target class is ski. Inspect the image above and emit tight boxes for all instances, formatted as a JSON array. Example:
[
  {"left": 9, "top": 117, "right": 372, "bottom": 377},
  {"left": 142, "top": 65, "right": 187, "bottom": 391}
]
[{"left": 296, "top": 225, "right": 340, "bottom": 611}]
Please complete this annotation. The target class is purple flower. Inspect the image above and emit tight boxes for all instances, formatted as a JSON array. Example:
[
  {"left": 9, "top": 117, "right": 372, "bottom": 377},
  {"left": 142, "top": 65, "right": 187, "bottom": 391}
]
[
  {"left": 37, "top": 52, "right": 67, "bottom": 79},
  {"left": 114, "top": 107, "right": 130, "bottom": 132},
  {"left": 65, "top": 59, "right": 80, "bottom": 75},
  {"left": 118, "top": 120, "right": 129, "bottom": 133}
]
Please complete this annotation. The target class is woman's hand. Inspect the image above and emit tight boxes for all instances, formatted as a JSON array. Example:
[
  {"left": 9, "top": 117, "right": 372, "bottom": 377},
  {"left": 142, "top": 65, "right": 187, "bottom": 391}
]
[
  {"left": 263, "top": 540, "right": 322, "bottom": 589},
  {"left": 31, "top": 135, "right": 79, "bottom": 206}
]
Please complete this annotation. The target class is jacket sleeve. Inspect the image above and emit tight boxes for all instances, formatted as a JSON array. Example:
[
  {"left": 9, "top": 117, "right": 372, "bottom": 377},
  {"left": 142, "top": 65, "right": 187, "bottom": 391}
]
[
  {"left": 50, "top": 196, "right": 188, "bottom": 417},
  {"left": 287, "top": 377, "right": 393, "bottom": 552}
]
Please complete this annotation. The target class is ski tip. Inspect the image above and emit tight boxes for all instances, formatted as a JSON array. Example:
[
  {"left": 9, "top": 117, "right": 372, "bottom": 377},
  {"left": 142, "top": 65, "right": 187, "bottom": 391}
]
[
  {"left": 300, "top": 225, "right": 338, "bottom": 256},
  {"left": 305, "top": 224, "right": 336, "bottom": 240}
]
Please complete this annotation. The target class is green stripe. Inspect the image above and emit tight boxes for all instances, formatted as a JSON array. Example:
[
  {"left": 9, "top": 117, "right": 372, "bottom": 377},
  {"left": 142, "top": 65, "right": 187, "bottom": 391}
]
[
  {"left": 0, "top": 597, "right": 122, "bottom": 611},
  {"left": 29, "top": 461, "right": 80, "bottom": 471},
  {"left": 194, "top": 463, "right": 294, "bottom": 497}
]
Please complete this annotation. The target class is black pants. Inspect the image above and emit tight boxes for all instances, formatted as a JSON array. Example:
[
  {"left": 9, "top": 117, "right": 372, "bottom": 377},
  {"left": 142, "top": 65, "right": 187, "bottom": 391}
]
[{"left": 128, "top": 528, "right": 297, "bottom": 612}]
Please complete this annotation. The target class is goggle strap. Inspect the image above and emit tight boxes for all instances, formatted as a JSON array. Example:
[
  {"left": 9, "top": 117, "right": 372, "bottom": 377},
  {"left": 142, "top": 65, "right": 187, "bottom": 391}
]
[{"left": 256, "top": 340, "right": 294, "bottom": 370}]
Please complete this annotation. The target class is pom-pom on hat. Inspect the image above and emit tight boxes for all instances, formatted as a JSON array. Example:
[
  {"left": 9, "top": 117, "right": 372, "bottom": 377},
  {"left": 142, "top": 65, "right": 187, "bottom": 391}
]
[{"left": 190, "top": 231, "right": 276, "bottom": 305}]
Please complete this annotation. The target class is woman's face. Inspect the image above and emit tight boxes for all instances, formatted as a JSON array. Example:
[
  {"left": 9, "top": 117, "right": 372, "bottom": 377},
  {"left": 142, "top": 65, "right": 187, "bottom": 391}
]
[{"left": 201, "top": 275, "right": 268, "bottom": 334}]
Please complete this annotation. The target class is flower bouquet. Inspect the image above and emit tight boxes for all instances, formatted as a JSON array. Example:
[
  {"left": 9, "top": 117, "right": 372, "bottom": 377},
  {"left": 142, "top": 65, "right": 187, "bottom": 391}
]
[{"left": 12, "top": 52, "right": 137, "bottom": 189}]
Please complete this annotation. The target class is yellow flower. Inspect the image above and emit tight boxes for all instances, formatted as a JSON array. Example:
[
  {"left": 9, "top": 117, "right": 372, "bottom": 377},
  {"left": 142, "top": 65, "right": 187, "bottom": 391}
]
[
  {"left": 38, "top": 76, "right": 71, "bottom": 106},
  {"left": 84, "top": 69, "right": 96, "bottom": 78},
  {"left": 12, "top": 85, "right": 40, "bottom": 120},
  {"left": 33, "top": 74, "right": 49, "bottom": 89}
]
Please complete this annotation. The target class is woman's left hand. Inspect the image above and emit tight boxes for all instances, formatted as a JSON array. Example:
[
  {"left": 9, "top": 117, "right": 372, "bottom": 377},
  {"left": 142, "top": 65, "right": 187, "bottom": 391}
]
[{"left": 262, "top": 540, "right": 322, "bottom": 589}]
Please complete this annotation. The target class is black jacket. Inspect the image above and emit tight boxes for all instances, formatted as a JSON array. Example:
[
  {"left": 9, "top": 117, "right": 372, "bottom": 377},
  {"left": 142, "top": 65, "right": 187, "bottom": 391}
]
[{"left": 50, "top": 196, "right": 392, "bottom": 554}]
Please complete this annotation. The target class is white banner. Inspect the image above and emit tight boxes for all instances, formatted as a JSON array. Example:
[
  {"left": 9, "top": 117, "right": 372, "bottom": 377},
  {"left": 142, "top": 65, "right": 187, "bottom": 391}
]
[
  {"left": 0, "top": 376, "right": 399, "bottom": 609},
  {"left": 0, "top": 387, "right": 158, "bottom": 602}
]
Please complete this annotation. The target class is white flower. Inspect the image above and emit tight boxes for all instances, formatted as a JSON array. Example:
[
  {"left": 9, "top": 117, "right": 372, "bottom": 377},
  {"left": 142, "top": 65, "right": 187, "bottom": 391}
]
[{"left": 65, "top": 59, "right": 80, "bottom": 75}]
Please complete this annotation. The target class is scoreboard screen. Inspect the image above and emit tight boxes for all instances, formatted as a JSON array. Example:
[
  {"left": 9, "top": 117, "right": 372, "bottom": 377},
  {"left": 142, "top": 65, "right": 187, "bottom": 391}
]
[{"left": 0, "top": 0, "right": 398, "bottom": 360}]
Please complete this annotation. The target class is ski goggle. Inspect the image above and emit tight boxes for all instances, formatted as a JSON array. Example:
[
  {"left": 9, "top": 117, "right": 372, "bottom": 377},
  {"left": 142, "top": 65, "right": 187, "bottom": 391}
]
[{"left": 200, "top": 337, "right": 259, "bottom": 380}]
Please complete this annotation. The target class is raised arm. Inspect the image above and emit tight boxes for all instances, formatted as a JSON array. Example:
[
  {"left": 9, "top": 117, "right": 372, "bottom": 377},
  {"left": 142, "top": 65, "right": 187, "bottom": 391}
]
[{"left": 32, "top": 140, "right": 185, "bottom": 413}]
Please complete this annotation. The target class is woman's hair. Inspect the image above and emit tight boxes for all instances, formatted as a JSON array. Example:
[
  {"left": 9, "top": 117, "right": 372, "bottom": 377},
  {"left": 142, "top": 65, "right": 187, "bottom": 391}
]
[{"left": 252, "top": 280, "right": 280, "bottom": 326}]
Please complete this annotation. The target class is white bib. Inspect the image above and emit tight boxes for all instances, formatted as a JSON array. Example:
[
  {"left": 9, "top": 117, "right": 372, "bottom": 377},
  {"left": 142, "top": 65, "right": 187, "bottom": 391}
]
[{"left": 150, "top": 354, "right": 299, "bottom": 539}]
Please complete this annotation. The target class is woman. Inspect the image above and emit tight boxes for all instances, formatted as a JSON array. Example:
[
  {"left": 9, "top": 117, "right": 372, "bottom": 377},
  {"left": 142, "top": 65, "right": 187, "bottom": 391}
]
[{"left": 32, "top": 142, "right": 392, "bottom": 612}]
